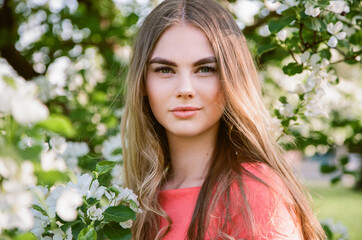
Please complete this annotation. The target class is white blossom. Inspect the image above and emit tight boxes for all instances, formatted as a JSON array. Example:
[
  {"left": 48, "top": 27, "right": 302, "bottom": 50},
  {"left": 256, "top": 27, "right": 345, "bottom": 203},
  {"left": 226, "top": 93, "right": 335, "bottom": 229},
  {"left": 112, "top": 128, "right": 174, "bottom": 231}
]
[
  {"left": 56, "top": 188, "right": 83, "bottom": 221},
  {"left": 269, "top": 117, "right": 284, "bottom": 140},
  {"left": 63, "top": 141, "right": 89, "bottom": 157},
  {"left": 304, "top": 90, "right": 328, "bottom": 118},
  {"left": 294, "top": 83, "right": 306, "bottom": 94},
  {"left": 68, "top": 173, "right": 92, "bottom": 197},
  {"left": 52, "top": 228, "right": 73, "bottom": 240},
  {"left": 0, "top": 78, "right": 16, "bottom": 113},
  {"left": 18, "top": 135, "right": 35, "bottom": 149},
  {"left": 114, "top": 186, "right": 141, "bottom": 213},
  {"left": 0, "top": 158, "right": 36, "bottom": 232},
  {"left": 326, "top": 0, "right": 350, "bottom": 14},
  {"left": 11, "top": 95, "right": 49, "bottom": 124},
  {"left": 0, "top": 180, "right": 34, "bottom": 231},
  {"left": 277, "top": 29, "right": 288, "bottom": 41},
  {"left": 65, "top": 156, "right": 79, "bottom": 169},
  {"left": 61, "top": 141, "right": 89, "bottom": 169},
  {"left": 305, "top": 74, "right": 317, "bottom": 92},
  {"left": 0, "top": 77, "right": 49, "bottom": 124},
  {"left": 327, "top": 21, "right": 347, "bottom": 48},
  {"left": 305, "top": 2, "right": 320, "bottom": 17},
  {"left": 29, "top": 185, "right": 49, "bottom": 207},
  {"left": 301, "top": 52, "right": 321, "bottom": 67},
  {"left": 0, "top": 157, "right": 18, "bottom": 178},
  {"left": 50, "top": 137, "right": 67, "bottom": 154},
  {"left": 87, "top": 205, "right": 104, "bottom": 221},
  {"left": 258, "top": 25, "right": 271, "bottom": 37},
  {"left": 20, "top": 161, "right": 37, "bottom": 186},
  {"left": 279, "top": 103, "right": 295, "bottom": 117},
  {"left": 46, "top": 185, "right": 65, "bottom": 218},
  {"left": 68, "top": 173, "right": 106, "bottom": 200},
  {"left": 87, "top": 180, "right": 106, "bottom": 200},
  {"left": 105, "top": 189, "right": 116, "bottom": 202},
  {"left": 102, "top": 134, "right": 123, "bottom": 162},
  {"left": 31, "top": 210, "right": 50, "bottom": 238},
  {"left": 119, "top": 220, "right": 133, "bottom": 229},
  {"left": 111, "top": 164, "right": 124, "bottom": 186},
  {"left": 41, "top": 149, "right": 67, "bottom": 172}
]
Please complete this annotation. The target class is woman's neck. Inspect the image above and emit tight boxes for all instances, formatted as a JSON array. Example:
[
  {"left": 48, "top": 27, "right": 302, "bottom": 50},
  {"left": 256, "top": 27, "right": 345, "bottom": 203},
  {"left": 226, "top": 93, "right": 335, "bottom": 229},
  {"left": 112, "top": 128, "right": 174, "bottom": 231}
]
[{"left": 163, "top": 126, "right": 219, "bottom": 190}]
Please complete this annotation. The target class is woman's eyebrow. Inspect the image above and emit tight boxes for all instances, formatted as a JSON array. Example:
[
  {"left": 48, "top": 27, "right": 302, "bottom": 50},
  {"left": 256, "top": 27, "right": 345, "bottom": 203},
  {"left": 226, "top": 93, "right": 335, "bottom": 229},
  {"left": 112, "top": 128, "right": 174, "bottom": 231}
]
[
  {"left": 192, "top": 57, "right": 217, "bottom": 66},
  {"left": 149, "top": 57, "right": 217, "bottom": 67},
  {"left": 149, "top": 57, "right": 176, "bottom": 66}
]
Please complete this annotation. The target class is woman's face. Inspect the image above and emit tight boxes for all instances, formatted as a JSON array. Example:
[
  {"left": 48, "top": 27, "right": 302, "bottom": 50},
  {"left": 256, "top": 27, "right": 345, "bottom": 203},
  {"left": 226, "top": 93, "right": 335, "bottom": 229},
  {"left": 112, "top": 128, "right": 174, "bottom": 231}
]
[{"left": 145, "top": 24, "right": 225, "bottom": 139}]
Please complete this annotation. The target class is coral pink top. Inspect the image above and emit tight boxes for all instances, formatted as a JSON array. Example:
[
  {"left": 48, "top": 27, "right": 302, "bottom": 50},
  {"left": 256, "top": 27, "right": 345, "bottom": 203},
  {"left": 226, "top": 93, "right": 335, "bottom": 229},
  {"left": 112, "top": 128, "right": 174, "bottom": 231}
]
[{"left": 158, "top": 163, "right": 301, "bottom": 239}]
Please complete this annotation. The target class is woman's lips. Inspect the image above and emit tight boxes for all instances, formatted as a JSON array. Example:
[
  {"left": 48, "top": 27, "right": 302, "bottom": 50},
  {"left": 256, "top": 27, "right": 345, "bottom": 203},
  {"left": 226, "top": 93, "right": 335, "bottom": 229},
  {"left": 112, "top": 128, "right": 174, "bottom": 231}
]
[{"left": 171, "top": 106, "right": 201, "bottom": 118}]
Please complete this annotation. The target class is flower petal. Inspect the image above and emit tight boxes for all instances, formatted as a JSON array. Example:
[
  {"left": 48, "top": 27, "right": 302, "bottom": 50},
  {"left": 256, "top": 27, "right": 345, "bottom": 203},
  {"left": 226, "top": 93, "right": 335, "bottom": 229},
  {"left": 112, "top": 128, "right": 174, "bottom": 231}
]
[{"left": 328, "top": 36, "right": 338, "bottom": 48}]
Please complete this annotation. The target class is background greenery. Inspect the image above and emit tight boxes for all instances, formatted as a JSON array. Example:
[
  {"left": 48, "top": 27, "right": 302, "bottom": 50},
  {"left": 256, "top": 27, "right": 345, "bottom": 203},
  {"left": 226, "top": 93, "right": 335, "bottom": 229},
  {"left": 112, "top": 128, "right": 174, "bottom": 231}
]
[{"left": 0, "top": 0, "right": 361, "bottom": 239}]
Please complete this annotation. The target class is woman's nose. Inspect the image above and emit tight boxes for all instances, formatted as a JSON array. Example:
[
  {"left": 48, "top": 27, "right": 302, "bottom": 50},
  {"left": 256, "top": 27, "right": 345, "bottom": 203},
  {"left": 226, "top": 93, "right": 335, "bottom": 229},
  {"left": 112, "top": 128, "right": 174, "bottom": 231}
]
[{"left": 175, "top": 72, "right": 195, "bottom": 99}]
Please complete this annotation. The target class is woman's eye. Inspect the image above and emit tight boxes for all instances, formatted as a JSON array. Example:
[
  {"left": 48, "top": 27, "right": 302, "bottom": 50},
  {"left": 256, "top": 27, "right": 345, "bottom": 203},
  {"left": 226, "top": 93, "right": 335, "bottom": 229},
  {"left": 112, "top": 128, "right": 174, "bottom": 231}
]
[
  {"left": 197, "top": 66, "right": 216, "bottom": 74},
  {"left": 155, "top": 67, "right": 173, "bottom": 74}
]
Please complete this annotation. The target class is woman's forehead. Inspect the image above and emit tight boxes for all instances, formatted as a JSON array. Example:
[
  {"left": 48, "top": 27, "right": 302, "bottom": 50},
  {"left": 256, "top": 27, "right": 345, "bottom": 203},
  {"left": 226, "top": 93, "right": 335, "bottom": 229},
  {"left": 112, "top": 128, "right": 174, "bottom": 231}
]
[{"left": 149, "top": 23, "right": 215, "bottom": 63}]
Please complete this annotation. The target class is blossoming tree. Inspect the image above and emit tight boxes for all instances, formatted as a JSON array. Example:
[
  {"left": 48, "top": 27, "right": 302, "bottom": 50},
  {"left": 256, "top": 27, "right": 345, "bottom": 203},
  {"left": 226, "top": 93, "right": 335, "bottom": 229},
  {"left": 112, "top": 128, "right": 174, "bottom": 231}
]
[{"left": 0, "top": 0, "right": 360, "bottom": 239}]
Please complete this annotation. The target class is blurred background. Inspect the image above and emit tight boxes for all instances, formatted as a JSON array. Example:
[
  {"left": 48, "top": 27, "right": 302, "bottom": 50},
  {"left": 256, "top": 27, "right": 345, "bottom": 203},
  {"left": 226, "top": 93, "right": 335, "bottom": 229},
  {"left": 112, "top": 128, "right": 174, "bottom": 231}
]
[{"left": 0, "top": 0, "right": 361, "bottom": 239}]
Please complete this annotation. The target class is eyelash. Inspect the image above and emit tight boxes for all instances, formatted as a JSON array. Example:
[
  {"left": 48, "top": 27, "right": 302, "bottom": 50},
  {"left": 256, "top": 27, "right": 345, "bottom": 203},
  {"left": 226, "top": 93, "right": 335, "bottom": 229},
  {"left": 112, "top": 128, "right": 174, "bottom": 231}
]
[
  {"left": 197, "top": 65, "right": 216, "bottom": 73},
  {"left": 154, "top": 65, "right": 217, "bottom": 74},
  {"left": 155, "top": 67, "right": 174, "bottom": 74}
]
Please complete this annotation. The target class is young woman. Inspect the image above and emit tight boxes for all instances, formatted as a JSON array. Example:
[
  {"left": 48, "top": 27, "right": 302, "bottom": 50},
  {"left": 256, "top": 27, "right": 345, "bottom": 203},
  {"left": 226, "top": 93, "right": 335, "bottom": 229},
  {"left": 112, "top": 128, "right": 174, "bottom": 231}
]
[{"left": 121, "top": 0, "right": 326, "bottom": 239}]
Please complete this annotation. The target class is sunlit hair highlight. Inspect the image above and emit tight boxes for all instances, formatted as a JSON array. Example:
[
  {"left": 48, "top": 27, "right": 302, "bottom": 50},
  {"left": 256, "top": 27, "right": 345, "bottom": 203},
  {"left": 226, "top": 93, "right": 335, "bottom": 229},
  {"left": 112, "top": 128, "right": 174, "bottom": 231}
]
[{"left": 121, "top": 0, "right": 326, "bottom": 239}]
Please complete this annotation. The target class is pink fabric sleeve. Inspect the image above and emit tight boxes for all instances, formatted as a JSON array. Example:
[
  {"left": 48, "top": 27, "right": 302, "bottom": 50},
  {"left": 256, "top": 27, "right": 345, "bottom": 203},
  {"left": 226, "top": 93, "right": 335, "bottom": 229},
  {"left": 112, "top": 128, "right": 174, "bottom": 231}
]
[
  {"left": 232, "top": 163, "right": 302, "bottom": 239},
  {"left": 208, "top": 163, "right": 302, "bottom": 240}
]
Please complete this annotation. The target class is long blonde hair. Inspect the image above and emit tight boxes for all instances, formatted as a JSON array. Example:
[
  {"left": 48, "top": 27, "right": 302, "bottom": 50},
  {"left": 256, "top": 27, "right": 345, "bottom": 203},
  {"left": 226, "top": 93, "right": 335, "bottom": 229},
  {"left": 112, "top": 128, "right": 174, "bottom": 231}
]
[{"left": 121, "top": 0, "right": 326, "bottom": 239}]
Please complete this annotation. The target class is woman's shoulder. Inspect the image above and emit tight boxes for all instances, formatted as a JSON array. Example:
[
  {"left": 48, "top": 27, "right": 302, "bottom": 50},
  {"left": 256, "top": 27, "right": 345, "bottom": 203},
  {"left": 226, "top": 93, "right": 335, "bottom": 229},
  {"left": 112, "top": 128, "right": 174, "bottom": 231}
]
[
  {"left": 230, "top": 162, "right": 294, "bottom": 208},
  {"left": 226, "top": 162, "right": 302, "bottom": 239},
  {"left": 239, "top": 162, "right": 290, "bottom": 198}
]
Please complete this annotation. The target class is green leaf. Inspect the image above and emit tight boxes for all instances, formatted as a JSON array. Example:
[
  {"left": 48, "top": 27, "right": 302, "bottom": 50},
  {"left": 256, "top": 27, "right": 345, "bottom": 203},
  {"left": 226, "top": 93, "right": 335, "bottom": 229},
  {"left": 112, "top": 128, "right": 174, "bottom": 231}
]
[
  {"left": 268, "top": 15, "right": 295, "bottom": 34},
  {"left": 13, "top": 232, "right": 37, "bottom": 240},
  {"left": 37, "top": 114, "right": 76, "bottom": 138},
  {"left": 18, "top": 145, "right": 42, "bottom": 162},
  {"left": 321, "top": 224, "right": 333, "bottom": 239},
  {"left": 108, "top": 185, "right": 120, "bottom": 194},
  {"left": 282, "top": 62, "right": 303, "bottom": 76},
  {"left": 91, "top": 91, "right": 107, "bottom": 103},
  {"left": 304, "top": 18, "right": 326, "bottom": 31},
  {"left": 339, "top": 156, "right": 349, "bottom": 166},
  {"left": 319, "top": 49, "right": 331, "bottom": 60},
  {"left": 103, "top": 206, "right": 136, "bottom": 223},
  {"left": 281, "top": 119, "right": 290, "bottom": 128},
  {"left": 35, "top": 169, "right": 70, "bottom": 186},
  {"left": 103, "top": 222, "right": 132, "bottom": 240},
  {"left": 61, "top": 220, "right": 83, "bottom": 233},
  {"left": 331, "top": 175, "right": 341, "bottom": 185},
  {"left": 72, "top": 221, "right": 86, "bottom": 239},
  {"left": 96, "top": 161, "right": 117, "bottom": 175},
  {"left": 32, "top": 204, "right": 48, "bottom": 216},
  {"left": 125, "top": 12, "right": 139, "bottom": 26},
  {"left": 349, "top": 31, "right": 362, "bottom": 45},
  {"left": 129, "top": 200, "right": 138, "bottom": 212},
  {"left": 257, "top": 44, "right": 276, "bottom": 56},
  {"left": 320, "top": 164, "right": 337, "bottom": 174},
  {"left": 86, "top": 197, "right": 99, "bottom": 206},
  {"left": 111, "top": 148, "right": 123, "bottom": 156},
  {"left": 2, "top": 75, "right": 16, "bottom": 88},
  {"left": 77, "top": 225, "right": 97, "bottom": 240},
  {"left": 279, "top": 96, "right": 288, "bottom": 104}
]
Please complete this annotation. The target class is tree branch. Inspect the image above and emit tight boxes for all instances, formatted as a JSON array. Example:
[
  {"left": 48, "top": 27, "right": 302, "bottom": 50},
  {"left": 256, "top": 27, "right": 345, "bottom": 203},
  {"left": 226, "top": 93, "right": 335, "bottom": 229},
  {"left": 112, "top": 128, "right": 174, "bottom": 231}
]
[
  {"left": 242, "top": 11, "right": 279, "bottom": 36},
  {"left": 0, "top": 0, "right": 39, "bottom": 80}
]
